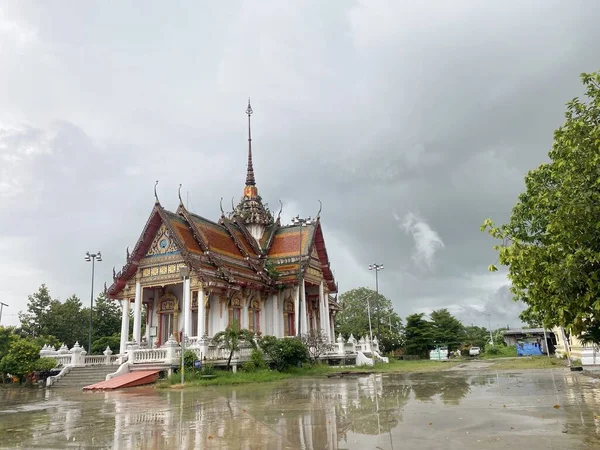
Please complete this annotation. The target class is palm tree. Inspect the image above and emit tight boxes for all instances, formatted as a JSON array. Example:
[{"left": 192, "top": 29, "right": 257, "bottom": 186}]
[{"left": 212, "top": 320, "right": 256, "bottom": 370}]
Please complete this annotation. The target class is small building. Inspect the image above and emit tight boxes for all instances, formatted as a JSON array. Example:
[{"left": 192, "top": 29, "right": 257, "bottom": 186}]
[{"left": 502, "top": 328, "right": 556, "bottom": 355}]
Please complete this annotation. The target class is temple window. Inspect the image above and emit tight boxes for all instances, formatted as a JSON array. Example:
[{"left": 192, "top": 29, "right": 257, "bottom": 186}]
[
  {"left": 283, "top": 299, "right": 295, "bottom": 337},
  {"left": 248, "top": 300, "right": 260, "bottom": 334},
  {"left": 229, "top": 297, "right": 242, "bottom": 330}
]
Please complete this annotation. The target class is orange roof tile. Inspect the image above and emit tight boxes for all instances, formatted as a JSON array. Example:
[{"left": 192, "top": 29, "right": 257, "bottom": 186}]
[
  {"left": 267, "top": 226, "right": 312, "bottom": 259},
  {"left": 189, "top": 215, "right": 245, "bottom": 260},
  {"left": 165, "top": 212, "right": 203, "bottom": 254}
]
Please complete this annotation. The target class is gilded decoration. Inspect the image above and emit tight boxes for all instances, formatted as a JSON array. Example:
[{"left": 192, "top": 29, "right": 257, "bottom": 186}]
[
  {"left": 146, "top": 224, "right": 179, "bottom": 257},
  {"left": 140, "top": 262, "right": 187, "bottom": 286},
  {"left": 311, "top": 247, "right": 319, "bottom": 259},
  {"left": 306, "top": 266, "right": 323, "bottom": 279},
  {"left": 159, "top": 292, "right": 178, "bottom": 313}
]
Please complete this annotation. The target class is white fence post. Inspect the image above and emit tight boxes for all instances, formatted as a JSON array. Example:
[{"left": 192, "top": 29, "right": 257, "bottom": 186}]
[
  {"left": 337, "top": 334, "right": 345, "bottom": 356},
  {"left": 70, "top": 342, "right": 84, "bottom": 366},
  {"left": 103, "top": 346, "right": 113, "bottom": 365}
]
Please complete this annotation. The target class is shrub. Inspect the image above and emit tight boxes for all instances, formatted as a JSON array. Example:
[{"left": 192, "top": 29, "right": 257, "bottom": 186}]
[
  {"left": 0, "top": 339, "right": 40, "bottom": 382},
  {"left": 260, "top": 336, "right": 309, "bottom": 371},
  {"left": 484, "top": 344, "right": 516, "bottom": 357},
  {"left": 91, "top": 334, "right": 121, "bottom": 354},
  {"left": 183, "top": 350, "right": 197, "bottom": 371},
  {"left": 201, "top": 363, "right": 215, "bottom": 376},
  {"left": 242, "top": 349, "right": 268, "bottom": 372},
  {"left": 33, "top": 357, "right": 58, "bottom": 371}
]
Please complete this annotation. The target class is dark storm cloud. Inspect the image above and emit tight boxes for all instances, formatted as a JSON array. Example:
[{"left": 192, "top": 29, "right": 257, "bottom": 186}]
[{"left": 0, "top": 1, "right": 599, "bottom": 328}]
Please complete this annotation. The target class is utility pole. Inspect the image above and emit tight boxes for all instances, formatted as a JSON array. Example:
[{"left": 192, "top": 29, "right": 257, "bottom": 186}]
[{"left": 483, "top": 313, "right": 494, "bottom": 347}]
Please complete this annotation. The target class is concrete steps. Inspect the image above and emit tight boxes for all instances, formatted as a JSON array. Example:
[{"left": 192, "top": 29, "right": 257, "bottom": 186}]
[{"left": 51, "top": 365, "right": 117, "bottom": 388}]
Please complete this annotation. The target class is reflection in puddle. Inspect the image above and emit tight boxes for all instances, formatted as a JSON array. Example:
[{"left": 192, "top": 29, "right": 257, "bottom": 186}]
[{"left": 1, "top": 371, "right": 599, "bottom": 449}]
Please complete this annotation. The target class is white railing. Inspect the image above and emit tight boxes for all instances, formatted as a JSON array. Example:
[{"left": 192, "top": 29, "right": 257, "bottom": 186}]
[
  {"left": 84, "top": 355, "right": 106, "bottom": 365},
  {"left": 132, "top": 348, "right": 168, "bottom": 364},
  {"left": 55, "top": 355, "right": 72, "bottom": 366}
]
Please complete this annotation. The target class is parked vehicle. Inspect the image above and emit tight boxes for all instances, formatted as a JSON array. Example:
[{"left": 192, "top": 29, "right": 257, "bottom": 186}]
[{"left": 469, "top": 346, "right": 481, "bottom": 357}]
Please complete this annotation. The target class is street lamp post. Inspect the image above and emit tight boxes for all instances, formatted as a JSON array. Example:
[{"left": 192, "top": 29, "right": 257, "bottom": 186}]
[
  {"left": 85, "top": 251, "right": 102, "bottom": 354},
  {"left": 0, "top": 302, "right": 7, "bottom": 324},
  {"left": 368, "top": 264, "right": 384, "bottom": 336},
  {"left": 483, "top": 313, "right": 494, "bottom": 347},
  {"left": 292, "top": 215, "right": 312, "bottom": 338},
  {"left": 179, "top": 266, "right": 190, "bottom": 385},
  {"left": 359, "top": 293, "right": 374, "bottom": 344}
]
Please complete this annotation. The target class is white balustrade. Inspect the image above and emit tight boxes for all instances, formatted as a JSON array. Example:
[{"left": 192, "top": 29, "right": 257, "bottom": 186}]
[
  {"left": 84, "top": 355, "right": 106, "bottom": 365},
  {"left": 132, "top": 348, "right": 168, "bottom": 364}
]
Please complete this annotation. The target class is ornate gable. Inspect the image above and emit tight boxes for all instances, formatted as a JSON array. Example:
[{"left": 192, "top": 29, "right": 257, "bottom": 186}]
[
  {"left": 311, "top": 246, "right": 319, "bottom": 259},
  {"left": 146, "top": 224, "right": 180, "bottom": 257}
]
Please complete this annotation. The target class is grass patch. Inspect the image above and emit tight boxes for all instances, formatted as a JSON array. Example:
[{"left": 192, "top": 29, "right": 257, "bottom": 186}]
[
  {"left": 156, "top": 359, "right": 462, "bottom": 388},
  {"left": 488, "top": 356, "right": 567, "bottom": 370},
  {"left": 331, "top": 359, "right": 461, "bottom": 374}
]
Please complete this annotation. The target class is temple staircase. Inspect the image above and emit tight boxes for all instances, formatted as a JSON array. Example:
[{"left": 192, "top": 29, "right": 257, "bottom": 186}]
[{"left": 50, "top": 366, "right": 117, "bottom": 389}]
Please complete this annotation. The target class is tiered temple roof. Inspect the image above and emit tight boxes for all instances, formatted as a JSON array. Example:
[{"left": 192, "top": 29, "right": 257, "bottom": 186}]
[{"left": 107, "top": 101, "right": 337, "bottom": 298}]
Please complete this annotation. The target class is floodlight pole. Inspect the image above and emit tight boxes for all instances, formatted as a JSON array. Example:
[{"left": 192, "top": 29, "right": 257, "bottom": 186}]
[{"left": 85, "top": 251, "right": 102, "bottom": 354}]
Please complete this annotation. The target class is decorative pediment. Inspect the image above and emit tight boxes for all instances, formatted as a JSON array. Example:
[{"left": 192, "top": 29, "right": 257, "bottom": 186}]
[
  {"left": 146, "top": 224, "right": 180, "bottom": 257},
  {"left": 159, "top": 292, "right": 178, "bottom": 313}
]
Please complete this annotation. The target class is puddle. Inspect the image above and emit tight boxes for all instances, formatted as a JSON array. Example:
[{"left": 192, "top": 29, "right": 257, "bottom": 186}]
[{"left": 0, "top": 370, "right": 598, "bottom": 449}]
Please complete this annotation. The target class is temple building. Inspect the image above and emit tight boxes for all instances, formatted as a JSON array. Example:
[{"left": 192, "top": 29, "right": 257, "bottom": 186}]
[{"left": 107, "top": 101, "right": 339, "bottom": 354}]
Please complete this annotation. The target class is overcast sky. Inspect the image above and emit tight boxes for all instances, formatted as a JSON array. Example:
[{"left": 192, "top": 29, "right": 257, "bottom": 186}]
[{"left": 1, "top": 1, "right": 599, "bottom": 330}]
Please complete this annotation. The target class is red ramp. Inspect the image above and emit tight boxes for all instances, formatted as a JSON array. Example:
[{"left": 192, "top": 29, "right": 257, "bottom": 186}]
[{"left": 83, "top": 370, "right": 160, "bottom": 391}]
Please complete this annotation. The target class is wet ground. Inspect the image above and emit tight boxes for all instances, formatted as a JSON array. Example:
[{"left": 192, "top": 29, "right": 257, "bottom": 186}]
[{"left": 1, "top": 369, "right": 600, "bottom": 449}]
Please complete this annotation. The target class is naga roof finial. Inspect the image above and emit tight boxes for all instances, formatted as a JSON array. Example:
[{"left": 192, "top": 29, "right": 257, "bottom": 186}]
[
  {"left": 277, "top": 200, "right": 283, "bottom": 221},
  {"left": 178, "top": 184, "right": 184, "bottom": 207},
  {"left": 316, "top": 200, "right": 322, "bottom": 219},
  {"left": 154, "top": 180, "right": 160, "bottom": 204},
  {"left": 220, "top": 197, "right": 225, "bottom": 217}
]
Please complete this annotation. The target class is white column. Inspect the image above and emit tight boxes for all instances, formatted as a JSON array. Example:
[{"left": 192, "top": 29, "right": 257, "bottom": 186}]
[
  {"left": 319, "top": 281, "right": 326, "bottom": 333},
  {"left": 119, "top": 299, "right": 130, "bottom": 354},
  {"left": 294, "top": 286, "right": 300, "bottom": 336},
  {"left": 133, "top": 279, "right": 142, "bottom": 344},
  {"left": 271, "top": 294, "right": 282, "bottom": 337},
  {"left": 183, "top": 278, "right": 191, "bottom": 338},
  {"left": 330, "top": 314, "right": 335, "bottom": 343},
  {"left": 242, "top": 298, "right": 249, "bottom": 329},
  {"left": 197, "top": 290, "right": 205, "bottom": 337},
  {"left": 325, "top": 291, "right": 332, "bottom": 342},
  {"left": 300, "top": 281, "right": 308, "bottom": 336}
]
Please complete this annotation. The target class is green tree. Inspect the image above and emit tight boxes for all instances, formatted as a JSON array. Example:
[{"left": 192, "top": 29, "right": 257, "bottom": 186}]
[
  {"left": 336, "top": 287, "right": 402, "bottom": 341},
  {"left": 45, "top": 295, "right": 88, "bottom": 348},
  {"left": 430, "top": 309, "right": 465, "bottom": 350},
  {"left": 18, "top": 284, "right": 54, "bottom": 338},
  {"left": 92, "top": 292, "right": 122, "bottom": 344},
  {"left": 404, "top": 313, "right": 433, "bottom": 357},
  {"left": 377, "top": 321, "right": 405, "bottom": 353},
  {"left": 212, "top": 320, "right": 256, "bottom": 370},
  {"left": 462, "top": 325, "right": 490, "bottom": 349},
  {"left": 0, "top": 326, "right": 17, "bottom": 359},
  {"left": 0, "top": 338, "right": 41, "bottom": 383},
  {"left": 481, "top": 71, "right": 600, "bottom": 339}
]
